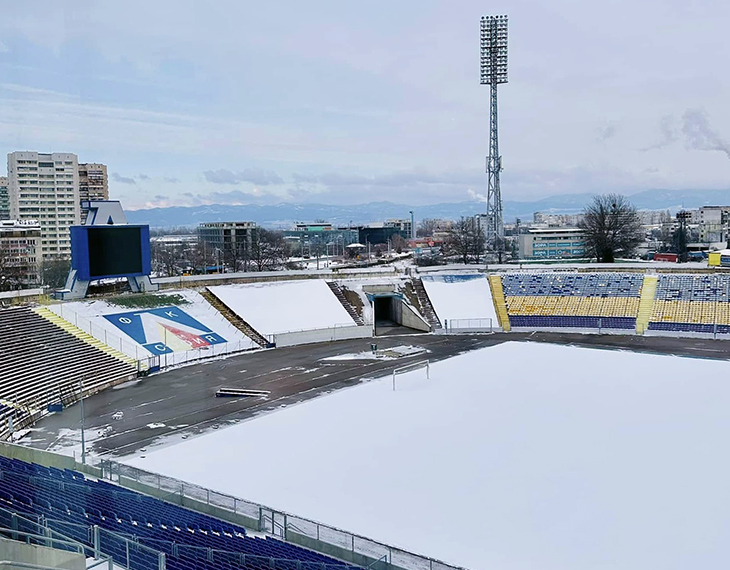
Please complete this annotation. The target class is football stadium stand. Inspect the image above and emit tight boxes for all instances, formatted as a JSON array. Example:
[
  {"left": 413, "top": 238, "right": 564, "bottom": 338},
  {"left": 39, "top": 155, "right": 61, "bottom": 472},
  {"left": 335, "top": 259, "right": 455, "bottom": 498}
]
[
  {"left": 0, "top": 454, "right": 362, "bottom": 570},
  {"left": 0, "top": 307, "right": 138, "bottom": 440},
  {"left": 501, "top": 273, "right": 644, "bottom": 330},
  {"left": 649, "top": 274, "right": 730, "bottom": 335}
]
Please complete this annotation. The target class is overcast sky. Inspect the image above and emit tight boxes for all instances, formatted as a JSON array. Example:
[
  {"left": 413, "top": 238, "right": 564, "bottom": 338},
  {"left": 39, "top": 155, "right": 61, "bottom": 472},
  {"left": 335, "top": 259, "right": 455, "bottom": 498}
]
[{"left": 0, "top": 0, "right": 728, "bottom": 210}]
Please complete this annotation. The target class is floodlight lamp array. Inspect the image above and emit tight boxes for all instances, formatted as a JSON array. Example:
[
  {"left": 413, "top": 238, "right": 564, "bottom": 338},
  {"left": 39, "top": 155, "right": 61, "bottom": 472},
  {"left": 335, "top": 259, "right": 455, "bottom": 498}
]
[{"left": 480, "top": 15, "right": 508, "bottom": 85}]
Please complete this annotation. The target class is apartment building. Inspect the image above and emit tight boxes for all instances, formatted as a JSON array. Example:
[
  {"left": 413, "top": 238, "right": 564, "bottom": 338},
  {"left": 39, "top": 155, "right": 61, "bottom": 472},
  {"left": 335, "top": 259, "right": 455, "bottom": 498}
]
[
  {"left": 0, "top": 177, "right": 8, "bottom": 220},
  {"left": 7, "top": 152, "right": 81, "bottom": 259},
  {"left": 78, "top": 163, "right": 108, "bottom": 203},
  {"left": 0, "top": 219, "right": 41, "bottom": 285}
]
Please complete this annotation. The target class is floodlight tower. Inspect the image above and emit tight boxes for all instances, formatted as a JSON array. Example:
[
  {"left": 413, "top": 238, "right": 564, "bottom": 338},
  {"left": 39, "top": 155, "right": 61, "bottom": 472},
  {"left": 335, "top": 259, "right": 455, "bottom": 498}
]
[{"left": 480, "top": 15, "right": 508, "bottom": 249}]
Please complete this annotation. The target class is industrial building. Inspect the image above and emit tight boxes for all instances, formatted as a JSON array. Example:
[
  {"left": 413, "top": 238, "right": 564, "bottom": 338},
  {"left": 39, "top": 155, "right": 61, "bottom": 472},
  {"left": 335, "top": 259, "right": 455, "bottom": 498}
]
[{"left": 518, "top": 227, "right": 586, "bottom": 259}]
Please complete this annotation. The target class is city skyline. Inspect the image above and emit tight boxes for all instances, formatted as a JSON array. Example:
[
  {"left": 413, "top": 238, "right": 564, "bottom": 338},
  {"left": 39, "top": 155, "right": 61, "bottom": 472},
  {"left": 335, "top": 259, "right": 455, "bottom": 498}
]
[{"left": 0, "top": 0, "right": 728, "bottom": 210}]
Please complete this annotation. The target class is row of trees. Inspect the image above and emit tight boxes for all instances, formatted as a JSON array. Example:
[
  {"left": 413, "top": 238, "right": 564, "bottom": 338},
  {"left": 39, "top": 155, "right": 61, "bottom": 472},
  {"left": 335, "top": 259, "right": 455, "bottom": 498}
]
[
  {"left": 416, "top": 195, "right": 647, "bottom": 264},
  {"left": 152, "top": 228, "right": 289, "bottom": 277}
]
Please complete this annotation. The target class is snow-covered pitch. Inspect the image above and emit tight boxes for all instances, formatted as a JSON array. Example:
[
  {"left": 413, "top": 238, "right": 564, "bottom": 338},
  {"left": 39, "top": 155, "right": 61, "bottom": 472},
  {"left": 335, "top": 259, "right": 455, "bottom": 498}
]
[
  {"left": 421, "top": 274, "right": 497, "bottom": 328},
  {"left": 126, "top": 343, "right": 730, "bottom": 570},
  {"left": 209, "top": 280, "right": 356, "bottom": 335}
]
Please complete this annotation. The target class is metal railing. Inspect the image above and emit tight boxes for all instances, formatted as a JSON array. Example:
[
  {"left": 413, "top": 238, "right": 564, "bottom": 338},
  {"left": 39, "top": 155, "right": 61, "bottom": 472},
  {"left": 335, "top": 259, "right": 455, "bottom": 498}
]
[
  {"left": 0, "top": 505, "right": 113, "bottom": 570},
  {"left": 443, "top": 318, "right": 493, "bottom": 333},
  {"left": 94, "top": 458, "right": 466, "bottom": 570},
  {"left": 392, "top": 360, "right": 430, "bottom": 391}
]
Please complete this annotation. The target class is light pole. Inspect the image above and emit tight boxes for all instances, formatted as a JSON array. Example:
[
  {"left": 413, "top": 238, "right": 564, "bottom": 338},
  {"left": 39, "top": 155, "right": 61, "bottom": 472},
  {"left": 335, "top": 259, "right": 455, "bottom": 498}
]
[
  {"left": 79, "top": 379, "right": 86, "bottom": 464},
  {"left": 409, "top": 210, "right": 415, "bottom": 239},
  {"left": 481, "top": 14, "right": 509, "bottom": 251}
]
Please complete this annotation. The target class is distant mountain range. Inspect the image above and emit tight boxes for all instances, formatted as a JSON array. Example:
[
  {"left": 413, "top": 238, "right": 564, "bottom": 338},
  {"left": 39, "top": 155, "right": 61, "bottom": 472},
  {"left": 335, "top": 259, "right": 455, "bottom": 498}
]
[{"left": 125, "top": 188, "right": 730, "bottom": 228}]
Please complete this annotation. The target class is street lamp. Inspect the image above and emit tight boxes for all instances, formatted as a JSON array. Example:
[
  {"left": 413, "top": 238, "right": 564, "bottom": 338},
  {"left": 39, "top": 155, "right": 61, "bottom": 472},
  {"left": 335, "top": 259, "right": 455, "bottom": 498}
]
[{"left": 79, "top": 379, "right": 86, "bottom": 464}]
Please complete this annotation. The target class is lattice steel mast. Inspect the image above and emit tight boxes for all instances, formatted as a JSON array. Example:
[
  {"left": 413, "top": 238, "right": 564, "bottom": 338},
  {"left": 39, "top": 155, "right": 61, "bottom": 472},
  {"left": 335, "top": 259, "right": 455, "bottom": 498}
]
[{"left": 480, "top": 15, "right": 508, "bottom": 248}]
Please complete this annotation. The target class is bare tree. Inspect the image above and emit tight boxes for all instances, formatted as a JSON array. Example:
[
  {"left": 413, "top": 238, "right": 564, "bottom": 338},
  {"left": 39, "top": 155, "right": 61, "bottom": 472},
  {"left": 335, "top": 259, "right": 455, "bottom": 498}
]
[
  {"left": 417, "top": 218, "right": 440, "bottom": 237},
  {"left": 40, "top": 259, "right": 70, "bottom": 289},
  {"left": 578, "top": 194, "right": 644, "bottom": 262},
  {"left": 390, "top": 234, "right": 408, "bottom": 253},
  {"left": 250, "top": 229, "right": 287, "bottom": 271},
  {"left": 444, "top": 217, "right": 485, "bottom": 264},
  {"left": 151, "top": 241, "right": 181, "bottom": 277}
]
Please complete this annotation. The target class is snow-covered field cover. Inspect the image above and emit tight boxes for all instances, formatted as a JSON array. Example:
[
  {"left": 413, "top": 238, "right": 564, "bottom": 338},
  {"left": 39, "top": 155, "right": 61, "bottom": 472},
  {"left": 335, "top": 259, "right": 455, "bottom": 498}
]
[
  {"left": 209, "top": 280, "right": 356, "bottom": 335},
  {"left": 421, "top": 274, "right": 497, "bottom": 327},
  {"left": 126, "top": 342, "right": 730, "bottom": 570},
  {"left": 50, "top": 290, "right": 257, "bottom": 363}
]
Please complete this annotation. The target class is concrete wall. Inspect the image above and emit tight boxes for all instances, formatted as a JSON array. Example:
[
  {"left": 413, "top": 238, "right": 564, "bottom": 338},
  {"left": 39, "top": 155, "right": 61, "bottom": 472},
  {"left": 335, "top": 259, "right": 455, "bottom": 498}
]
[
  {"left": 0, "top": 537, "right": 85, "bottom": 570},
  {"left": 272, "top": 325, "right": 372, "bottom": 347},
  {"left": 156, "top": 268, "right": 399, "bottom": 290},
  {"left": 398, "top": 299, "right": 431, "bottom": 332},
  {"left": 0, "top": 442, "right": 102, "bottom": 479}
]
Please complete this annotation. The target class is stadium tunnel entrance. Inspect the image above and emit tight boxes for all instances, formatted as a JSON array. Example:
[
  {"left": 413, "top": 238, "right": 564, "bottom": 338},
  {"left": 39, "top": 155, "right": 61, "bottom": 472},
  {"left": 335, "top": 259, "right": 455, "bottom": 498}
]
[{"left": 370, "top": 292, "right": 430, "bottom": 335}]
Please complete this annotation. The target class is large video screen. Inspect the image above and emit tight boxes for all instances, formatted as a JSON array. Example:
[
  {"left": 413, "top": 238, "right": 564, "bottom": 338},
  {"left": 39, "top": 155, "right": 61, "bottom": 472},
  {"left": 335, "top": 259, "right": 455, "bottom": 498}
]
[
  {"left": 88, "top": 227, "right": 142, "bottom": 277},
  {"left": 71, "top": 225, "right": 152, "bottom": 280}
]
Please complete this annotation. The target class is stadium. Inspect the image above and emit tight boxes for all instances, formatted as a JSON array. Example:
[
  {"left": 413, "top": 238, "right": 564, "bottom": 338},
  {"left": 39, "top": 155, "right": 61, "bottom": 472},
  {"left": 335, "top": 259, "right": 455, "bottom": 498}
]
[{"left": 3, "top": 209, "right": 730, "bottom": 570}]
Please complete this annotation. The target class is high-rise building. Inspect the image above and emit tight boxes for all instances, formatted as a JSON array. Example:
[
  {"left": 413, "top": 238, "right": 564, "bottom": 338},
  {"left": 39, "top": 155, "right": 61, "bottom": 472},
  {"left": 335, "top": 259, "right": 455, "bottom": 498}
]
[
  {"left": 78, "top": 163, "right": 108, "bottom": 223},
  {"left": 78, "top": 163, "right": 108, "bottom": 202},
  {"left": 0, "top": 177, "right": 9, "bottom": 220},
  {"left": 7, "top": 151, "right": 81, "bottom": 259}
]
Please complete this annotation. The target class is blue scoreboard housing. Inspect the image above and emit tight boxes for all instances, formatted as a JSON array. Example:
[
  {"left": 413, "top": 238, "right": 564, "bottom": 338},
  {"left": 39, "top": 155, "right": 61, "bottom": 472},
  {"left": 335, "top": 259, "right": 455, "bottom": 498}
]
[{"left": 70, "top": 225, "right": 153, "bottom": 281}]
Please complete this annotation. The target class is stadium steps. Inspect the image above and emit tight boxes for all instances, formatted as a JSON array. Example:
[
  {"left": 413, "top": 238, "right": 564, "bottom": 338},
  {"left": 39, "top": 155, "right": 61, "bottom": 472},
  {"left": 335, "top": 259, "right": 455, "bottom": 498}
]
[
  {"left": 488, "top": 274, "right": 511, "bottom": 331},
  {"left": 636, "top": 275, "right": 658, "bottom": 334},
  {"left": 326, "top": 282, "right": 365, "bottom": 325},
  {"left": 0, "top": 307, "right": 138, "bottom": 439},
  {"left": 32, "top": 307, "right": 143, "bottom": 370},
  {"left": 200, "top": 288, "right": 270, "bottom": 348},
  {"left": 411, "top": 278, "right": 442, "bottom": 329}
]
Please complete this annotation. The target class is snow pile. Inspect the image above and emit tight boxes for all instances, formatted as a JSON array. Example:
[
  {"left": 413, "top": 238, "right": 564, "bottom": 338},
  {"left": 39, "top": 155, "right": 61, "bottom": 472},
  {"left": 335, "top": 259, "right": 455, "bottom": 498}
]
[
  {"left": 209, "top": 280, "right": 356, "bottom": 335},
  {"left": 421, "top": 274, "right": 497, "bottom": 327},
  {"left": 126, "top": 343, "right": 730, "bottom": 570},
  {"left": 50, "top": 290, "right": 257, "bottom": 363}
]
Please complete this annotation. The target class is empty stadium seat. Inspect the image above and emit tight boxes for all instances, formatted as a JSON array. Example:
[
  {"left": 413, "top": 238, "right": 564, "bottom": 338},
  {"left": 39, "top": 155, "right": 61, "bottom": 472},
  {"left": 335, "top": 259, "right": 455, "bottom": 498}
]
[
  {"left": 502, "top": 273, "right": 642, "bottom": 330},
  {"left": 0, "top": 455, "right": 362, "bottom": 570}
]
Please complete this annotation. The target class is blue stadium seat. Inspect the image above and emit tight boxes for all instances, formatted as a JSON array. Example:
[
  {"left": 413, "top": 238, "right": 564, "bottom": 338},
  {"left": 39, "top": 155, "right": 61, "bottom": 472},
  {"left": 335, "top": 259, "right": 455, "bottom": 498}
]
[{"left": 0, "top": 456, "right": 362, "bottom": 570}]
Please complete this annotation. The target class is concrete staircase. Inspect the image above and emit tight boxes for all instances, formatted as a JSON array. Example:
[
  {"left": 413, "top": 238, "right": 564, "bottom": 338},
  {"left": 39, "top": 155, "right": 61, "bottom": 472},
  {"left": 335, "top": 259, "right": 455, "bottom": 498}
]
[
  {"left": 635, "top": 275, "right": 658, "bottom": 334},
  {"left": 326, "top": 282, "right": 365, "bottom": 325},
  {"left": 412, "top": 278, "right": 442, "bottom": 330},
  {"left": 200, "top": 288, "right": 270, "bottom": 348},
  {"left": 488, "top": 274, "right": 511, "bottom": 332},
  {"left": 33, "top": 306, "right": 144, "bottom": 370}
]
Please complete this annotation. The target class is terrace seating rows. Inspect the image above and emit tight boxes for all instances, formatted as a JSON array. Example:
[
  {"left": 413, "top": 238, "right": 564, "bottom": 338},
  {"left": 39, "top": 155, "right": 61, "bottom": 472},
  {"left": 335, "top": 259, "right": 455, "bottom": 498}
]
[
  {"left": 0, "top": 456, "right": 361, "bottom": 570},
  {"left": 509, "top": 316, "right": 636, "bottom": 330},
  {"left": 0, "top": 307, "right": 137, "bottom": 438},
  {"left": 501, "top": 273, "right": 644, "bottom": 331},
  {"left": 506, "top": 296, "right": 640, "bottom": 318},
  {"left": 502, "top": 273, "right": 644, "bottom": 298},
  {"left": 653, "top": 274, "right": 730, "bottom": 302},
  {"left": 649, "top": 275, "right": 730, "bottom": 334}
]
